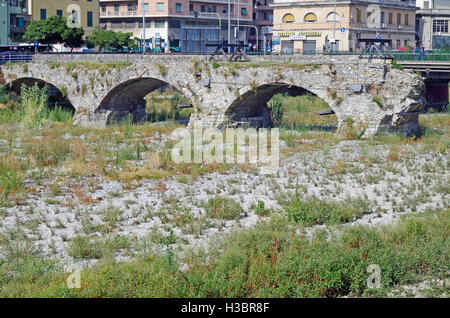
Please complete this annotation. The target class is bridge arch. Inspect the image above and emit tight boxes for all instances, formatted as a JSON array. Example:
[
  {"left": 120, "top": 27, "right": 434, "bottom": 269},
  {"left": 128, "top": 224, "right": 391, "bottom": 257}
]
[
  {"left": 95, "top": 77, "right": 189, "bottom": 125},
  {"left": 224, "top": 82, "right": 336, "bottom": 129},
  {"left": 6, "top": 77, "right": 75, "bottom": 115}
]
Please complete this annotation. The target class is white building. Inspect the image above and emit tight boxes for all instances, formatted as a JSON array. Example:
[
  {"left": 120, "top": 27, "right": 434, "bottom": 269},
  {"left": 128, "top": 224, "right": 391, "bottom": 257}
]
[{"left": 416, "top": 0, "right": 450, "bottom": 50}]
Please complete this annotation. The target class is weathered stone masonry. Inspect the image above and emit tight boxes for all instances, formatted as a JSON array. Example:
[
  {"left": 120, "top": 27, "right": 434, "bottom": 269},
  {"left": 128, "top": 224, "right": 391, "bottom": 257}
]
[{"left": 1, "top": 55, "right": 426, "bottom": 137}]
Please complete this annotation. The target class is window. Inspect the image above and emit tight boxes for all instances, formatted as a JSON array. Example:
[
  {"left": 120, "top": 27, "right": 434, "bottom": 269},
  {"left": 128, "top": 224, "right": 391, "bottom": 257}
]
[
  {"left": 56, "top": 10, "right": 63, "bottom": 17},
  {"left": 304, "top": 13, "right": 317, "bottom": 23},
  {"left": 405, "top": 14, "right": 409, "bottom": 26},
  {"left": 388, "top": 12, "right": 393, "bottom": 24},
  {"left": 169, "top": 20, "right": 181, "bottom": 28},
  {"left": 397, "top": 13, "right": 401, "bottom": 25},
  {"left": 356, "top": 9, "right": 361, "bottom": 23},
  {"left": 176, "top": 3, "right": 182, "bottom": 12},
  {"left": 72, "top": 10, "right": 79, "bottom": 24},
  {"left": 189, "top": 4, "right": 193, "bottom": 12},
  {"left": 114, "top": 5, "right": 119, "bottom": 12},
  {"left": 396, "top": 39, "right": 401, "bottom": 48},
  {"left": 282, "top": 13, "right": 295, "bottom": 24},
  {"left": 40, "top": 8, "right": 46, "bottom": 20},
  {"left": 326, "top": 12, "right": 340, "bottom": 22},
  {"left": 101, "top": 6, "right": 106, "bottom": 13},
  {"left": 157, "top": 3, "right": 164, "bottom": 11},
  {"left": 424, "top": 1, "right": 429, "bottom": 9},
  {"left": 212, "top": 6, "right": 216, "bottom": 13},
  {"left": 143, "top": 3, "right": 149, "bottom": 12},
  {"left": 201, "top": 5, "right": 205, "bottom": 12},
  {"left": 128, "top": 4, "right": 133, "bottom": 12},
  {"left": 241, "top": 8, "right": 248, "bottom": 15},
  {"left": 381, "top": 12, "right": 385, "bottom": 24},
  {"left": 433, "top": 20, "right": 449, "bottom": 33},
  {"left": 87, "top": 11, "right": 93, "bottom": 27},
  {"left": 155, "top": 20, "right": 165, "bottom": 28}
]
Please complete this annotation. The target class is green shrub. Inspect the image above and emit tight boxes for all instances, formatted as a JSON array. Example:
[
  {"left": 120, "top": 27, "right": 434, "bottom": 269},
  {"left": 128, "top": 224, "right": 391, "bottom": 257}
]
[
  {"left": 267, "top": 93, "right": 286, "bottom": 127},
  {"left": 255, "top": 201, "right": 270, "bottom": 217},
  {"left": 284, "top": 189, "right": 371, "bottom": 226},
  {"left": 205, "top": 196, "right": 242, "bottom": 220},
  {"left": 0, "top": 162, "right": 23, "bottom": 199},
  {"left": 68, "top": 237, "right": 105, "bottom": 259},
  {"left": 211, "top": 61, "right": 220, "bottom": 69}
]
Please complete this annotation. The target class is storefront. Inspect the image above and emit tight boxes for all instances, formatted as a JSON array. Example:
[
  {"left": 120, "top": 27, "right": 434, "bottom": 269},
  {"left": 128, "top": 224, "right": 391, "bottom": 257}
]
[{"left": 273, "top": 31, "right": 321, "bottom": 54}]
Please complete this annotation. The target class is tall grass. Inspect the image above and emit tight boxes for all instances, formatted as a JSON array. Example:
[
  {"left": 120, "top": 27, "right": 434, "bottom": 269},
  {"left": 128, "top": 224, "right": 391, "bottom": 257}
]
[
  {"left": 279, "top": 93, "right": 337, "bottom": 130},
  {"left": 145, "top": 89, "right": 192, "bottom": 123},
  {"left": 18, "top": 84, "right": 72, "bottom": 128}
]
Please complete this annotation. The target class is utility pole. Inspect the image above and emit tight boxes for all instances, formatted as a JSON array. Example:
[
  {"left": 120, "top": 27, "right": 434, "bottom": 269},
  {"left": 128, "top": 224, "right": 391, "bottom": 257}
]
[
  {"left": 237, "top": 0, "right": 240, "bottom": 44},
  {"left": 142, "top": 1, "right": 146, "bottom": 54},
  {"left": 332, "top": 0, "right": 336, "bottom": 52},
  {"left": 227, "top": 0, "right": 231, "bottom": 45}
]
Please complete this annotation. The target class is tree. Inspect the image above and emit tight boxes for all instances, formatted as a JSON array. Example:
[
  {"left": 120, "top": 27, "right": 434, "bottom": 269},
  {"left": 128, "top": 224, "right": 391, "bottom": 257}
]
[
  {"left": 23, "top": 15, "right": 66, "bottom": 46},
  {"left": 62, "top": 26, "right": 85, "bottom": 51},
  {"left": 89, "top": 29, "right": 117, "bottom": 51},
  {"left": 89, "top": 29, "right": 137, "bottom": 51}
]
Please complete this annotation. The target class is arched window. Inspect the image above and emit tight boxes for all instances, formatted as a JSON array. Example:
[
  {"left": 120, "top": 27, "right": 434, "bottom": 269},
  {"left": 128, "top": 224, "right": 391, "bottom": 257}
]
[
  {"left": 282, "top": 13, "right": 295, "bottom": 24},
  {"left": 304, "top": 12, "right": 317, "bottom": 23},
  {"left": 326, "top": 12, "right": 340, "bottom": 22}
]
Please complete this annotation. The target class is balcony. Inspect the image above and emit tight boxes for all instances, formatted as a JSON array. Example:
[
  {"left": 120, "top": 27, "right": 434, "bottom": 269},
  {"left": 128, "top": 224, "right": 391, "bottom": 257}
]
[
  {"left": 10, "top": 26, "right": 26, "bottom": 34},
  {"left": 190, "top": 0, "right": 249, "bottom": 4},
  {"left": 188, "top": 12, "right": 236, "bottom": 20},
  {"left": 254, "top": 19, "right": 273, "bottom": 26},
  {"left": 100, "top": 11, "right": 139, "bottom": 18}
]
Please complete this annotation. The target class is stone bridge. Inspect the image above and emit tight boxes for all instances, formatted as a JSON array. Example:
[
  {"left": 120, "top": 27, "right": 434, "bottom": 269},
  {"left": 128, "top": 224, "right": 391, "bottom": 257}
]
[{"left": 0, "top": 55, "right": 426, "bottom": 136}]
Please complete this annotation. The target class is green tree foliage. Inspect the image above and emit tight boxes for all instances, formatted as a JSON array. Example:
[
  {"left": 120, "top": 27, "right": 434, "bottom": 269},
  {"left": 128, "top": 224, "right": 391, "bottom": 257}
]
[
  {"left": 23, "top": 15, "right": 85, "bottom": 50},
  {"left": 89, "top": 29, "right": 137, "bottom": 52},
  {"left": 62, "top": 26, "right": 85, "bottom": 51}
]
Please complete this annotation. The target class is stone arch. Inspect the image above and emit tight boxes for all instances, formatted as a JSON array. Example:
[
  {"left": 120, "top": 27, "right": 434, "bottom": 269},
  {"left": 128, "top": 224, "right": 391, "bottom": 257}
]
[
  {"left": 6, "top": 77, "right": 76, "bottom": 114},
  {"left": 95, "top": 77, "right": 189, "bottom": 124},
  {"left": 224, "top": 82, "right": 335, "bottom": 128}
]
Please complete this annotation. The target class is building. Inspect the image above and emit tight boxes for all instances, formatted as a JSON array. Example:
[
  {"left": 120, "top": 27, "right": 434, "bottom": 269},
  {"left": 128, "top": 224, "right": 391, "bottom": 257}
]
[
  {"left": 250, "top": 0, "right": 273, "bottom": 50},
  {"left": 99, "top": 0, "right": 253, "bottom": 52},
  {"left": 272, "top": 0, "right": 417, "bottom": 54},
  {"left": 26, "top": 0, "right": 99, "bottom": 36},
  {"left": 416, "top": 0, "right": 450, "bottom": 50},
  {"left": 0, "top": 0, "right": 30, "bottom": 45}
]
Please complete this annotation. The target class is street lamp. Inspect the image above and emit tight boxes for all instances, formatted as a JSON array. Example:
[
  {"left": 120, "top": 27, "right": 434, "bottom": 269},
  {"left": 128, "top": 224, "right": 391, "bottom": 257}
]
[
  {"left": 231, "top": 24, "right": 258, "bottom": 51},
  {"left": 142, "top": 1, "right": 148, "bottom": 54}
]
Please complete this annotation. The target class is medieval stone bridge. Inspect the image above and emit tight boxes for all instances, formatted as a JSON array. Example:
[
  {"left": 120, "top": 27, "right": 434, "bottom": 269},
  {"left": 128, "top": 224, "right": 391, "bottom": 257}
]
[{"left": 0, "top": 54, "right": 425, "bottom": 136}]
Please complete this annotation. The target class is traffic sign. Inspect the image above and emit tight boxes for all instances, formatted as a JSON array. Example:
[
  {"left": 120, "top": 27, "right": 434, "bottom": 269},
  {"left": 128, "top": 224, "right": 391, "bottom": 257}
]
[
  {"left": 33, "top": 41, "right": 38, "bottom": 47},
  {"left": 340, "top": 27, "right": 346, "bottom": 33}
]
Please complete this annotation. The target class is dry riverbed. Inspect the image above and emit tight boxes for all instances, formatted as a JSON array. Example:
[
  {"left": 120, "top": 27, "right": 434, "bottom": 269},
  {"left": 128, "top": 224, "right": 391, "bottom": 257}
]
[{"left": 0, "top": 112, "right": 448, "bottom": 297}]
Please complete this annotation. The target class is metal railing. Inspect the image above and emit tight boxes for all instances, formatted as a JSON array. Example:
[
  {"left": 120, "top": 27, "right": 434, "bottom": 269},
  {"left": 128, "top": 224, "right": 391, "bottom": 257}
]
[
  {"left": 0, "top": 54, "right": 34, "bottom": 64},
  {"left": 393, "top": 52, "right": 450, "bottom": 62}
]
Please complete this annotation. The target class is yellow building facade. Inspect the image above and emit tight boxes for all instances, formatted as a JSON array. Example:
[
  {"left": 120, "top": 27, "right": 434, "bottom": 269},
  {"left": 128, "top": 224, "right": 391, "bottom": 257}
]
[
  {"left": 272, "top": 0, "right": 417, "bottom": 54},
  {"left": 27, "top": 0, "right": 99, "bottom": 35}
]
